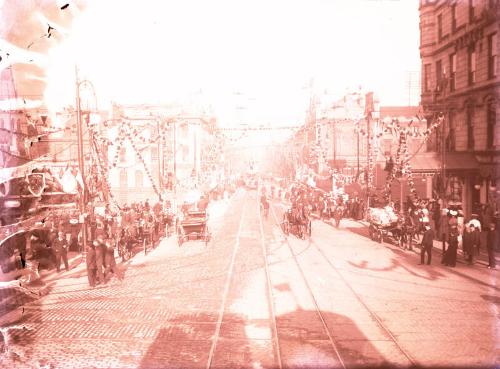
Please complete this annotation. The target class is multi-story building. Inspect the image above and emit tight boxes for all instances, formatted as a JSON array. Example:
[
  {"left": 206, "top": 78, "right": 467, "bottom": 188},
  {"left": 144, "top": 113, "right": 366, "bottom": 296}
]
[
  {"left": 420, "top": 0, "right": 499, "bottom": 216},
  {"left": 107, "top": 104, "right": 217, "bottom": 205}
]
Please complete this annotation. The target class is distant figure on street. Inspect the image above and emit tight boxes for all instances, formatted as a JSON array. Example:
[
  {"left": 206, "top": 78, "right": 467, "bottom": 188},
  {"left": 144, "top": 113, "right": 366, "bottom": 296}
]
[
  {"left": 95, "top": 236, "right": 106, "bottom": 285},
  {"left": 333, "top": 204, "right": 344, "bottom": 228},
  {"left": 53, "top": 231, "right": 69, "bottom": 272},
  {"left": 419, "top": 224, "right": 434, "bottom": 265},
  {"left": 439, "top": 209, "right": 449, "bottom": 256},
  {"left": 86, "top": 243, "right": 97, "bottom": 287},
  {"left": 443, "top": 227, "right": 459, "bottom": 267},
  {"left": 105, "top": 241, "right": 122, "bottom": 281},
  {"left": 486, "top": 223, "right": 497, "bottom": 269},
  {"left": 467, "top": 224, "right": 481, "bottom": 265}
]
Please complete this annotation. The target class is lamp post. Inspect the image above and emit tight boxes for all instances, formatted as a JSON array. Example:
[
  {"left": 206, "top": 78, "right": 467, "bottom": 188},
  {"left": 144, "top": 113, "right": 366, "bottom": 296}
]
[{"left": 75, "top": 67, "right": 99, "bottom": 254}]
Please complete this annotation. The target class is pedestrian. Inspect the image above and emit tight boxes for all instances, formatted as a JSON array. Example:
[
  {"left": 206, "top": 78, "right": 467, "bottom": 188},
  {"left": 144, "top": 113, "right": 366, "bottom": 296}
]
[
  {"left": 95, "top": 236, "right": 106, "bottom": 285},
  {"left": 443, "top": 227, "right": 459, "bottom": 267},
  {"left": 419, "top": 223, "right": 434, "bottom": 265},
  {"left": 334, "top": 203, "right": 344, "bottom": 228},
  {"left": 468, "top": 224, "right": 481, "bottom": 265},
  {"left": 486, "top": 223, "right": 497, "bottom": 269},
  {"left": 439, "top": 208, "right": 449, "bottom": 256},
  {"left": 52, "top": 231, "right": 69, "bottom": 272},
  {"left": 86, "top": 243, "right": 97, "bottom": 287},
  {"left": 105, "top": 240, "right": 122, "bottom": 281}
]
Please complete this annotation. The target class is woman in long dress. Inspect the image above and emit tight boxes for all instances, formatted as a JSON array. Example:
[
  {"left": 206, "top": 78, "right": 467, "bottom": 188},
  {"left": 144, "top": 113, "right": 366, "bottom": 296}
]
[{"left": 444, "top": 227, "right": 459, "bottom": 267}]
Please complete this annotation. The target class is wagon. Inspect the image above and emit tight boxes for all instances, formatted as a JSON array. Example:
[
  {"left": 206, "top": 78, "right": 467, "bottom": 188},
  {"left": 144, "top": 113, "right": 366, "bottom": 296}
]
[
  {"left": 177, "top": 210, "right": 211, "bottom": 246},
  {"left": 368, "top": 221, "right": 403, "bottom": 245},
  {"left": 282, "top": 208, "right": 311, "bottom": 240}
]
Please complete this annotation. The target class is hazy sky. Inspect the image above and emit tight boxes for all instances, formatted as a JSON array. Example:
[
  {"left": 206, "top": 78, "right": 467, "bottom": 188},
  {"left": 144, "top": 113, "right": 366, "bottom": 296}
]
[{"left": 2, "top": 0, "right": 421, "bottom": 126}]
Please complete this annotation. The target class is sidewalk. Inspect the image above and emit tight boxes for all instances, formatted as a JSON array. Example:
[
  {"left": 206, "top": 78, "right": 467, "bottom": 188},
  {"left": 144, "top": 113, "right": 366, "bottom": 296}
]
[
  {"left": 0, "top": 195, "right": 235, "bottom": 327},
  {"left": 346, "top": 218, "right": 499, "bottom": 267},
  {"left": 0, "top": 251, "right": 84, "bottom": 328}
]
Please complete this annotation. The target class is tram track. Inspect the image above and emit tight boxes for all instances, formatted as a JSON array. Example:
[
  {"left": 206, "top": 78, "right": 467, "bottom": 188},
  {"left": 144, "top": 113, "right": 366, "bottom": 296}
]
[
  {"left": 269, "top": 200, "right": 418, "bottom": 368},
  {"left": 256, "top": 190, "right": 283, "bottom": 369},
  {"left": 267, "top": 198, "right": 347, "bottom": 369},
  {"left": 205, "top": 194, "right": 247, "bottom": 369}
]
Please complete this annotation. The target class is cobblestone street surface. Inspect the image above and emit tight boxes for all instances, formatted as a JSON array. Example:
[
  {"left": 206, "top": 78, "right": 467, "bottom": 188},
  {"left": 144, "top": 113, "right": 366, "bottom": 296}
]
[{"left": 0, "top": 189, "right": 499, "bottom": 369}]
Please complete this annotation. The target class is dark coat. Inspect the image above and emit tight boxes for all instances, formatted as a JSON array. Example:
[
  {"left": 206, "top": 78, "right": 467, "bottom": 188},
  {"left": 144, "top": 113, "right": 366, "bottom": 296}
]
[
  {"left": 421, "top": 228, "right": 435, "bottom": 248},
  {"left": 52, "top": 237, "right": 68, "bottom": 254},
  {"left": 86, "top": 247, "right": 97, "bottom": 269},
  {"left": 487, "top": 229, "right": 498, "bottom": 250}
]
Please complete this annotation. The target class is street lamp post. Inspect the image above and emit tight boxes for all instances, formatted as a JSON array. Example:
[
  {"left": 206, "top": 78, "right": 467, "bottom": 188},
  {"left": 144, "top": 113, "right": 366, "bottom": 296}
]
[{"left": 75, "top": 66, "right": 87, "bottom": 253}]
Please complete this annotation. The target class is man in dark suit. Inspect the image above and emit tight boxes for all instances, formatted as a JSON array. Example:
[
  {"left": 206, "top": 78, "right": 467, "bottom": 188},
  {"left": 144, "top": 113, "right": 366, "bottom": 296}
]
[
  {"left": 86, "top": 243, "right": 97, "bottom": 287},
  {"left": 52, "top": 231, "right": 69, "bottom": 272},
  {"left": 419, "top": 224, "right": 435, "bottom": 265},
  {"left": 486, "top": 223, "right": 497, "bottom": 269}
]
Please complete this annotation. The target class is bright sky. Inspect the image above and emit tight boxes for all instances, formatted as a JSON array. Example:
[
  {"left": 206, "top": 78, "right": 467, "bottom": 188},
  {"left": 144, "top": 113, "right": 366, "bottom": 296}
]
[{"left": 42, "top": 0, "right": 420, "bottom": 126}]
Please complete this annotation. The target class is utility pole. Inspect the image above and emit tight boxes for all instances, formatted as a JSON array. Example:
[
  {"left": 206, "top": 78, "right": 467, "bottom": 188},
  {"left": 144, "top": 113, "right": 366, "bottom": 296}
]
[
  {"left": 173, "top": 119, "right": 177, "bottom": 195},
  {"left": 75, "top": 66, "right": 87, "bottom": 253},
  {"left": 365, "top": 92, "right": 374, "bottom": 209},
  {"left": 333, "top": 120, "right": 337, "bottom": 170},
  {"left": 157, "top": 119, "right": 162, "bottom": 195}
]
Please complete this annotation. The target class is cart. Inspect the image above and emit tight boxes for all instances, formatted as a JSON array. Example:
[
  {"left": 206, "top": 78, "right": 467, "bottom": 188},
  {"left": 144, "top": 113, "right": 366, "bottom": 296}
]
[
  {"left": 368, "top": 221, "right": 402, "bottom": 245},
  {"left": 177, "top": 210, "right": 211, "bottom": 246},
  {"left": 282, "top": 207, "right": 311, "bottom": 240},
  {"left": 367, "top": 207, "right": 403, "bottom": 245}
]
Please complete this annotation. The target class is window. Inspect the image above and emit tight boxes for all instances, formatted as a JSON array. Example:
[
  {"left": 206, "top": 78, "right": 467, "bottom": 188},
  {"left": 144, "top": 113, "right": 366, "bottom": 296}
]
[
  {"left": 119, "top": 147, "right": 127, "bottom": 163},
  {"left": 437, "top": 14, "right": 443, "bottom": 40},
  {"left": 424, "top": 64, "right": 431, "bottom": 92},
  {"left": 466, "top": 104, "right": 475, "bottom": 150},
  {"left": 449, "top": 53, "right": 456, "bottom": 91},
  {"left": 436, "top": 60, "right": 443, "bottom": 91},
  {"left": 469, "top": 0, "right": 475, "bottom": 23},
  {"left": 488, "top": 33, "right": 497, "bottom": 78},
  {"left": 451, "top": 5, "right": 457, "bottom": 32},
  {"left": 151, "top": 146, "right": 158, "bottom": 160},
  {"left": 119, "top": 169, "right": 128, "bottom": 188},
  {"left": 135, "top": 170, "right": 144, "bottom": 188},
  {"left": 487, "top": 100, "right": 496, "bottom": 149},
  {"left": 468, "top": 46, "right": 476, "bottom": 85}
]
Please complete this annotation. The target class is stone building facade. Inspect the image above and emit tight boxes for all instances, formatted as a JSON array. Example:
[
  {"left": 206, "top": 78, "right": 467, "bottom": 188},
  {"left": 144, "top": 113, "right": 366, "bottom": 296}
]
[{"left": 420, "top": 0, "right": 499, "bottom": 217}]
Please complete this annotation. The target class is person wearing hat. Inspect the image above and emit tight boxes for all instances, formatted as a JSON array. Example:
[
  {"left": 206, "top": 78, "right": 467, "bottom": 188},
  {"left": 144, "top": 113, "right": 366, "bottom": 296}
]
[
  {"left": 443, "top": 226, "right": 459, "bottom": 267},
  {"left": 53, "top": 230, "right": 69, "bottom": 272},
  {"left": 419, "top": 223, "right": 435, "bottom": 265},
  {"left": 86, "top": 242, "right": 97, "bottom": 287},
  {"left": 486, "top": 223, "right": 497, "bottom": 269},
  {"left": 465, "top": 223, "right": 480, "bottom": 265},
  {"left": 439, "top": 208, "right": 449, "bottom": 257},
  {"left": 94, "top": 236, "right": 106, "bottom": 285}
]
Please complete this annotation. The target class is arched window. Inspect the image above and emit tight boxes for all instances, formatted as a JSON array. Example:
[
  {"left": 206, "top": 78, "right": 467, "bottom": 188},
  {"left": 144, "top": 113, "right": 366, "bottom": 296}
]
[
  {"left": 486, "top": 99, "right": 496, "bottom": 149},
  {"left": 119, "top": 169, "right": 128, "bottom": 188},
  {"left": 135, "top": 170, "right": 143, "bottom": 188},
  {"left": 466, "top": 103, "right": 475, "bottom": 150}
]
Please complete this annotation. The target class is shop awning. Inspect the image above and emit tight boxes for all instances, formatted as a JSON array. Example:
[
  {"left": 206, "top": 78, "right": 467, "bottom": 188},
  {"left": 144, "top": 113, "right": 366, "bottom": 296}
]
[{"left": 409, "top": 153, "right": 440, "bottom": 173}]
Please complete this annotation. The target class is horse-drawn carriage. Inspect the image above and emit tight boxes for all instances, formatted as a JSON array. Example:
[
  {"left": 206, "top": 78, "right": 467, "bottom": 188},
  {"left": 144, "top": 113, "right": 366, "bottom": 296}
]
[
  {"left": 177, "top": 210, "right": 211, "bottom": 246},
  {"left": 282, "top": 204, "right": 311, "bottom": 239},
  {"left": 367, "top": 207, "right": 403, "bottom": 245}
]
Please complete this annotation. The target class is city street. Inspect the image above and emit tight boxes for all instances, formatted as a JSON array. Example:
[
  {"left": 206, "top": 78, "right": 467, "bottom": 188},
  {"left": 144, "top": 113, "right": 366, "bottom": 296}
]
[{"left": 0, "top": 189, "right": 498, "bottom": 369}]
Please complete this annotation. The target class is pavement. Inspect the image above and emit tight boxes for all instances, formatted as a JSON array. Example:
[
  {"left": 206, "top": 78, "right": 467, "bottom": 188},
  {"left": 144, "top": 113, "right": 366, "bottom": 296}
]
[{"left": 0, "top": 190, "right": 498, "bottom": 369}]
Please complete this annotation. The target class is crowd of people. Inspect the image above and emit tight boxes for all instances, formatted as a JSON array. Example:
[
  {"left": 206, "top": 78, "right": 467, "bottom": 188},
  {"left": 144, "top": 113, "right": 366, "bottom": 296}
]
[{"left": 265, "top": 178, "right": 497, "bottom": 269}]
